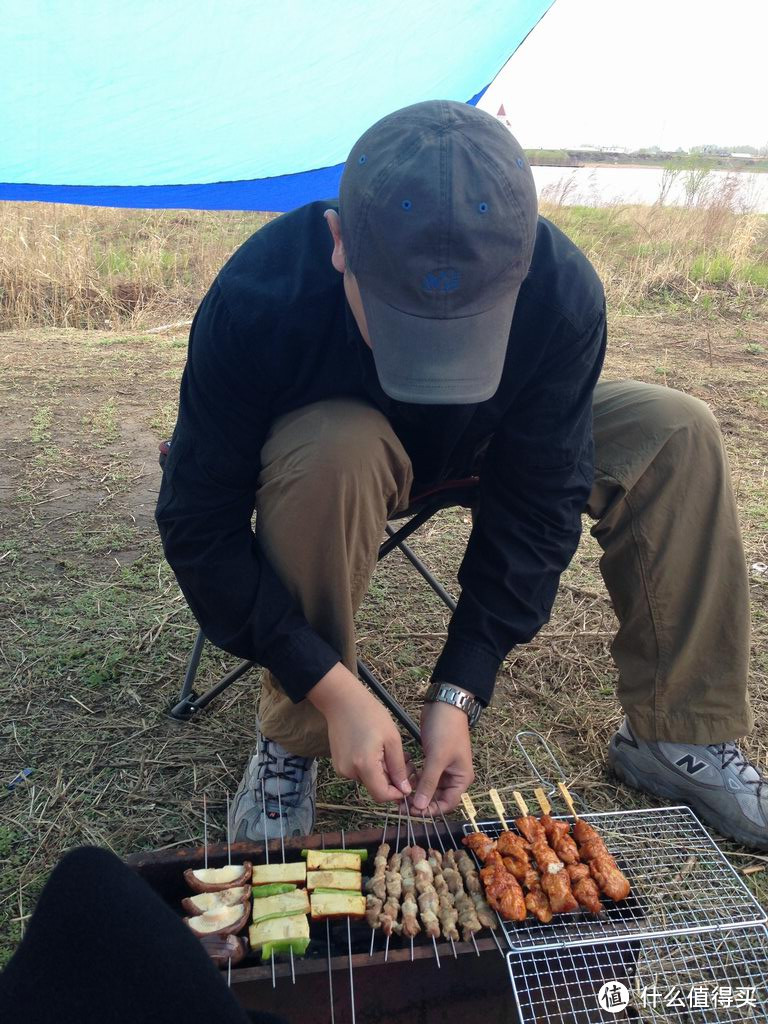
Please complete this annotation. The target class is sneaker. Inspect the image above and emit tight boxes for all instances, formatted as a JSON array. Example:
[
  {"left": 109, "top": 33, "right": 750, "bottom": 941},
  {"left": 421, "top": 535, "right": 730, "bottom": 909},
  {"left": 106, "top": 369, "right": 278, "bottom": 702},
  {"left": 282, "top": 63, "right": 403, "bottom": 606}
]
[
  {"left": 608, "top": 718, "right": 768, "bottom": 850},
  {"left": 229, "top": 732, "right": 317, "bottom": 842}
]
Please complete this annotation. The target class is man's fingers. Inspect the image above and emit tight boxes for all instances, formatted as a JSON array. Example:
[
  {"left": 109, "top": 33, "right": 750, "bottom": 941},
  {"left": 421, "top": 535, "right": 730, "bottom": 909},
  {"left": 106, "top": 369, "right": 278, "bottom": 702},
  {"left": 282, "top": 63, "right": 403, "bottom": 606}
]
[
  {"left": 412, "top": 758, "right": 444, "bottom": 812},
  {"left": 383, "top": 736, "right": 412, "bottom": 796},
  {"left": 356, "top": 758, "right": 407, "bottom": 804}
]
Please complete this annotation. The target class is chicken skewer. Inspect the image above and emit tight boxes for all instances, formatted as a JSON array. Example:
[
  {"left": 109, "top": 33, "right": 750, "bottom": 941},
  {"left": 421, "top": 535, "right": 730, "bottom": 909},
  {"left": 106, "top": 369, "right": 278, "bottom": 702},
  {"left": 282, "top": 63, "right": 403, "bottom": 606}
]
[
  {"left": 533, "top": 788, "right": 603, "bottom": 915},
  {"left": 491, "top": 789, "right": 553, "bottom": 923},
  {"left": 462, "top": 793, "right": 527, "bottom": 922},
  {"left": 558, "top": 783, "right": 631, "bottom": 902},
  {"left": 513, "top": 791, "right": 578, "bottom": 914}
]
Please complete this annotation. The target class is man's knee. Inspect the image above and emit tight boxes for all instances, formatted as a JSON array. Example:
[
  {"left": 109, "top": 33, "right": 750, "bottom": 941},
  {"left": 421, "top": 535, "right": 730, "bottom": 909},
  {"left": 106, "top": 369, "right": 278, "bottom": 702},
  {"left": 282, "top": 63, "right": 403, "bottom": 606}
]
[{"left": 259, "top": 399, "right": 412, "bottom": 504}]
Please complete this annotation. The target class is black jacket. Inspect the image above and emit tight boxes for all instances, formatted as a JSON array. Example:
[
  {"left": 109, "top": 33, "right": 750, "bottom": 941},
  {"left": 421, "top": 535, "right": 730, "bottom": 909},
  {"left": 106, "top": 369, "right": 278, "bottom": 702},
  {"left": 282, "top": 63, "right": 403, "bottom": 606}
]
[{"left": 156, "top": 202, "right": 606, "bottom": 706}]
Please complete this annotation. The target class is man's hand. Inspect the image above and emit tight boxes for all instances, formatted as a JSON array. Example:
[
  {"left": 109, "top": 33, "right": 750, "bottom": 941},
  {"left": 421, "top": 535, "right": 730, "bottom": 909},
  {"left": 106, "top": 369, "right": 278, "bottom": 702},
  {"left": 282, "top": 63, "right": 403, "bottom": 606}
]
[
  {"left": 308, "top": 662, "right": 412, "bottom": 803},
  {"left": 412, "top": 700, "right": 474, "bottom": 815}
]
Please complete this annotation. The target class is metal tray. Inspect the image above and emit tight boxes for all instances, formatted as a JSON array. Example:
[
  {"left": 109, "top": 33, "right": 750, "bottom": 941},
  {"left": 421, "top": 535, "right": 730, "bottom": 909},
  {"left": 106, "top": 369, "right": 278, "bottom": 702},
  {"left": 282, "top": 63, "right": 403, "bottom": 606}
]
[
  {"left": 507, "top": 925, "right": 768, "bottom": 1022},
  {"left": 463, "top": 805, "right": 767, "bottom": 952}
]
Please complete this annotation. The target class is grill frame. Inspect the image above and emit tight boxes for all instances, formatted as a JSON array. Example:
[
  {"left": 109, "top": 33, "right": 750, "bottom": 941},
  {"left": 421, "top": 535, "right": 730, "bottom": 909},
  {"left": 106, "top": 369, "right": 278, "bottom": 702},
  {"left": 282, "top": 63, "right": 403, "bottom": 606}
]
[
  {"left": 462, "top": 805, "right": 767, "bottom": 953},
  {"left": 507, "top": 925, "right": 768, "bottom": 1023}
]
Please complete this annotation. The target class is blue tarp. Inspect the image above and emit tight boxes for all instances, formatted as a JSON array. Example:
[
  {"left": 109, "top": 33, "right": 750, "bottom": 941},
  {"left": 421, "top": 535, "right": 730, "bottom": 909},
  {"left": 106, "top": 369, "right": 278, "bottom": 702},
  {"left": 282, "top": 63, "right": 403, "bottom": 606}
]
[{"left": 0, "top": 1, "right": 553, "bottom": 210}]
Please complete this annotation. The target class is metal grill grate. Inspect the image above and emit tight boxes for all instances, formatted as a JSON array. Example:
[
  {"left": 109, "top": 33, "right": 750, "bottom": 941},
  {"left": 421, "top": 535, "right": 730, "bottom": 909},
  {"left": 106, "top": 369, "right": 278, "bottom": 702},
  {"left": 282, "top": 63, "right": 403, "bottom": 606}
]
[
  {"left": 508, "top": 926, "right": 768, "bottom": 1022},
  {"left": 463, "top": 806, "right": 766, "bottom": 952}
]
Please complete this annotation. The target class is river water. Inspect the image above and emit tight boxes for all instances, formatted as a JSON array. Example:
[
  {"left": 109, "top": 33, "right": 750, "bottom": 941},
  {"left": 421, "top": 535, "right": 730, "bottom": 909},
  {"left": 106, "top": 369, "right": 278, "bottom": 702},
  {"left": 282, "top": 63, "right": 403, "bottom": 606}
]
[{"left": 530, "top": 164, "right": 768, "bottom": 213}]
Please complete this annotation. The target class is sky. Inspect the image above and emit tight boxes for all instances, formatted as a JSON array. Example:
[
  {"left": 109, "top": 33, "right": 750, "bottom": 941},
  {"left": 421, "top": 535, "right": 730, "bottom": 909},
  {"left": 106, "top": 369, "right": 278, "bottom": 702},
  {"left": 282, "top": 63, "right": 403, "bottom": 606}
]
[{"left": 477, "top": 0, "right": 767, "bottom": 152}]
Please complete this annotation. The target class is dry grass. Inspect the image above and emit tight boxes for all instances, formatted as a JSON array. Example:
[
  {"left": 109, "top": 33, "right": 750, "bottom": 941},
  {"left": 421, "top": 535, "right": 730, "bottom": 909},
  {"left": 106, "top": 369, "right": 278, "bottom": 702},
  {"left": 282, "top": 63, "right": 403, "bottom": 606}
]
[
  {"left": 1, "top": 187, "right": 766, "bottom": 332},
  {"left": 0, "top": 204, "right": 274, "bottom": 330},
  {"left": 0, "top": 200, "right": 767, "bottom": 970}
]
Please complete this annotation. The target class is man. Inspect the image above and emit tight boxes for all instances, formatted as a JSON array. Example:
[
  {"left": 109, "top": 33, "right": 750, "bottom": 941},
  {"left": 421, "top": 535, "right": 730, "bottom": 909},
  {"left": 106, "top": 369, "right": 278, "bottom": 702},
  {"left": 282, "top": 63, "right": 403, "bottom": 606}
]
[{"left": 156, "top": 101, "right": 766, "bottom": 850}]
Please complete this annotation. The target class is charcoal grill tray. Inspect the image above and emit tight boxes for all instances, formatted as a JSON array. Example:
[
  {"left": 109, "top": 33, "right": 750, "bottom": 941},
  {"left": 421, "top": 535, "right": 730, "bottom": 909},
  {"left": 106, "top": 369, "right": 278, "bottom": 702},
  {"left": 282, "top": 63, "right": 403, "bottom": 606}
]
[{"left": 463, "top": 805, "right": 767, "bottom": 953}]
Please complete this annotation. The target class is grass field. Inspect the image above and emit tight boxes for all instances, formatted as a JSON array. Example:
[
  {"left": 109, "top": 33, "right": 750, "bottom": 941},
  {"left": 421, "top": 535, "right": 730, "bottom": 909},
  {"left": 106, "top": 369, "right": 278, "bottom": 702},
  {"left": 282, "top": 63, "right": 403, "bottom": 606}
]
[{"left": 0, "top": 197, "right": 767, "bottom": 967}]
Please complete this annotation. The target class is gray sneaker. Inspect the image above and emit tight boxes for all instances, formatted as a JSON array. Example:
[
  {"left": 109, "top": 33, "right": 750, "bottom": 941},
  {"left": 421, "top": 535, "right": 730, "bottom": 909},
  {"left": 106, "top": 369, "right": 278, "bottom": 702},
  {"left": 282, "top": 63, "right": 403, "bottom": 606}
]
[
  {"left": 608, "top": 718, "right": 768, "bottom": 850},
  {"left": 229, "top": 732, "right": 317, "bottom": 842}
]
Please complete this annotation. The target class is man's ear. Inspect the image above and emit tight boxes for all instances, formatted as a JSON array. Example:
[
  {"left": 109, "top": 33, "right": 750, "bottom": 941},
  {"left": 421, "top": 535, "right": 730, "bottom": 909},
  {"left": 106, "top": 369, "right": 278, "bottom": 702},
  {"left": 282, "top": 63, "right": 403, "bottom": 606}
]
[{"left": 324, "top": 209, "right": 347, "bottom": 274}]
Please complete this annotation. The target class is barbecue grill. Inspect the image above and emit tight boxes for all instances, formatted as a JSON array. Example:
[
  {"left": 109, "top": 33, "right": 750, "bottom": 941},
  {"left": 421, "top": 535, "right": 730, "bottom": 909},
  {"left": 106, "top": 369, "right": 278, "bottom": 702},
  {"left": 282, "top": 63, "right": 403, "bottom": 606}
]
[{"left": 128, "top": 733, "right": 768, "bottom": 1022}]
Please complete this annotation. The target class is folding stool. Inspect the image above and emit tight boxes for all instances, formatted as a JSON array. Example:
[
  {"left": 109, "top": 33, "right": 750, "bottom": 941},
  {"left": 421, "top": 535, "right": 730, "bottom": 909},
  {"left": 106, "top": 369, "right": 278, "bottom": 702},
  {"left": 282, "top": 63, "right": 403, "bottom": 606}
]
[{"left": 159, "top": 436, "right": 478, "bottom": 746}]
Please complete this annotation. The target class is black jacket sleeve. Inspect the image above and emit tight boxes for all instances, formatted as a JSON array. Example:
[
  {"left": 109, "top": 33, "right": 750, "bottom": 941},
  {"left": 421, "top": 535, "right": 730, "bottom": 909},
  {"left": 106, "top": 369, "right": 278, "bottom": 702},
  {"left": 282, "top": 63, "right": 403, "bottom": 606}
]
[
  {"left": 432, "top": 305, "right": 607, "bottom": 705},
  {"left": 155, "top": 282, "right": 341, "bottom": 702}
]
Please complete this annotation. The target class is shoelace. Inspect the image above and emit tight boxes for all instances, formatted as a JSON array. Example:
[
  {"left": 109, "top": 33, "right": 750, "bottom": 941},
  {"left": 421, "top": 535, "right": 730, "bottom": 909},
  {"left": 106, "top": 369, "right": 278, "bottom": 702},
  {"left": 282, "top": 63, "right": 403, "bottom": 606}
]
[
  {"left": 708, "top": 742, "right": 765, "bottom": 797},
  {"left": 256, "top": 744, "right": 311, "bottom": 815}
]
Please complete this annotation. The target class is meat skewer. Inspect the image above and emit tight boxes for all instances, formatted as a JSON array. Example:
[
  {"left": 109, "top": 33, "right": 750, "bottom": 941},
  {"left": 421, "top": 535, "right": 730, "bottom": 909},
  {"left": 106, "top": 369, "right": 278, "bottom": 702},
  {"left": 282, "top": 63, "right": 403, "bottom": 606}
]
[
  {"left": 534, "top": 787, "right": 603, "bottom": 915},
  {"left": 492, "top": 788, "right": 553, "bottom": 923},
  {"left": 513, "top": 790, "right": 578, "bottom": 914},
  {"left": 462, "top": 793, "right": 527, "bottom": 922},
  {"left": 364, "top": 840, "right": 388, "bottom": 929},
  {"left": 454, "top": 849, "right": 499, "bottom": 931},
  {"left": 558, "top": 782, "right": 631, "bottom": 903},
  {"left": 444, "top": 849, "right": 485, "bottom": 941}
]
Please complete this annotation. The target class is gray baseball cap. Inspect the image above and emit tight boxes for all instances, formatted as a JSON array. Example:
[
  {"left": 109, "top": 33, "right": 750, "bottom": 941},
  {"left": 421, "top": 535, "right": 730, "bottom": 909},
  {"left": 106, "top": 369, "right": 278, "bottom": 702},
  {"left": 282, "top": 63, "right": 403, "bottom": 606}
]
[{"left": 339, "top": 100, "right": 538, "bottom": 405}]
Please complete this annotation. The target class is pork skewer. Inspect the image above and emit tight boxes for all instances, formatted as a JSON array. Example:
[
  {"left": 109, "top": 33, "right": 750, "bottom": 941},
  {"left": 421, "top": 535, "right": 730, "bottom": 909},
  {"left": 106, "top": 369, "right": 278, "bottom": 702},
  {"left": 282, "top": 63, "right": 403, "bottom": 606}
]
[
  {"left": 533, "top": 788, "right": 602, "bottom": 915},
  {"left": 382, "top": 812, "right": 403, "bottom": 962},
  {"left": 365, "top": 812, "right": 389, "bottom": 950},
  {"left": 421, "top": 818, "right": 458, "bottom": 957},
  {"left": 404, "top": 797, "right": 438, "bottom": 967}
]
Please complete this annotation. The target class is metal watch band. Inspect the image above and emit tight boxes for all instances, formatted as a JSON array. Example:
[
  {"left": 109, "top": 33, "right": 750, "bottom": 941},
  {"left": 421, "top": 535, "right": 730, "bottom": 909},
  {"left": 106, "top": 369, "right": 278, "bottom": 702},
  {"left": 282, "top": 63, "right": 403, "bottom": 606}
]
[{"left": 424, "top": 681, "right": 483, "bottom": 728}]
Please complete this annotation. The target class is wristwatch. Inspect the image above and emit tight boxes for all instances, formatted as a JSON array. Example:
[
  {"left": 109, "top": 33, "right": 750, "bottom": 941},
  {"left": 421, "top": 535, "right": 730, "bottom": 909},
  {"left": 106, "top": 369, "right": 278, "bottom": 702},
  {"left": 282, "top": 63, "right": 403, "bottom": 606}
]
[{"left": 424, "top": 681, "right": 483, "bottom": 729}]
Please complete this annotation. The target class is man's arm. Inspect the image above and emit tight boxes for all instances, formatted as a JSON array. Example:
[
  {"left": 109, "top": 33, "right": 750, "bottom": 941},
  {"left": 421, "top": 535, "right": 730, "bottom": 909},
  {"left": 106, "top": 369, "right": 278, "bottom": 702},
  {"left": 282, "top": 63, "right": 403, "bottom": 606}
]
[
  {"left": 433, "top": 304, "right": 608, "bottom": 705},
  {"left": 156, "top": 282, "right": 341, "bottom": 699},
  {"left": 157, "top": 281, "right": 412, "bottom": 802},
  {"left": 412, "top": 305, "right": 606, "bottom": 813}
]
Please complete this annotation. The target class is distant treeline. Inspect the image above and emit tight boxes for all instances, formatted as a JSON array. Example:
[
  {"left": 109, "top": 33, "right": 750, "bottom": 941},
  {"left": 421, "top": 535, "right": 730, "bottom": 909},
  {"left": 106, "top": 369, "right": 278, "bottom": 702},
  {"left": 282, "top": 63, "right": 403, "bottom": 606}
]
[{"left": 525, "top": 150, "right": 768, "bottom": 173}]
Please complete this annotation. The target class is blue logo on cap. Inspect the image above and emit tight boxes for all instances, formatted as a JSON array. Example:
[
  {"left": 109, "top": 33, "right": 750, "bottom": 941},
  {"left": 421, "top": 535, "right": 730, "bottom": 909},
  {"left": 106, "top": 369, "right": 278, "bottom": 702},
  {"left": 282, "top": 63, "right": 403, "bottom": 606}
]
[{"left": 422, "top": 267, "right": 461, "bottom": 293}]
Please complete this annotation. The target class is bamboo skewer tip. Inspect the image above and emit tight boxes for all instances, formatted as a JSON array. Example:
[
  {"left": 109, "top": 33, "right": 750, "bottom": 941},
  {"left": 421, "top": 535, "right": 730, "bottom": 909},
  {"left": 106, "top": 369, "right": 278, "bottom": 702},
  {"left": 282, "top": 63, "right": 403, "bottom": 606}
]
[
  {"left": 488, "top": 788, "right": 509, "bottom": 830},
  {"left": 557, "top": 782, "right": 580, "bottom": 819},
  {"left": 512, "top": 790, "right": 530, "bottom": 817},
  {"left": 533, "top": 787, "right": 552, "bottom": 815},
  {"left": 460, "top": 792, "right": 480, "bottom": 832}
]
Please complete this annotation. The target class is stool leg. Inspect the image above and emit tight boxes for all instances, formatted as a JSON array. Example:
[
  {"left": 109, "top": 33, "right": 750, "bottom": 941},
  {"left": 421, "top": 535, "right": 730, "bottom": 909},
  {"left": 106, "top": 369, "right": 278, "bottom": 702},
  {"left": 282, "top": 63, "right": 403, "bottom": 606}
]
[
  {"left": 386, "top": 527, "right": 457, "bottom": 612},
  {"left": 179, "top": 627, "right": 205, "bottom": 701},
  {"left": 357, "top": 659, "right": 421, "bottom": 745}
]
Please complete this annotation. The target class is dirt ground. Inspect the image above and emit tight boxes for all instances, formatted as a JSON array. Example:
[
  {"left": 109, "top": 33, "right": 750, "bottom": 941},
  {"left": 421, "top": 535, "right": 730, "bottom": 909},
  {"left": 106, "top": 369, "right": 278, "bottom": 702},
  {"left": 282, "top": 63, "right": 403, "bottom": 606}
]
[{"left": 0, "top": 313, "right": 766, "bottom": 962}]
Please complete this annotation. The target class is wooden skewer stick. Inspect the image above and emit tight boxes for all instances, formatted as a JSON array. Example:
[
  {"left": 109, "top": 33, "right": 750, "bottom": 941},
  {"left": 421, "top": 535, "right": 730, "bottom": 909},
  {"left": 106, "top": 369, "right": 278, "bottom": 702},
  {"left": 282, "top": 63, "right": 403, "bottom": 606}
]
[
  {"left": 461, "top": 792, "right": 480, "bottom": 832},
  {"left": 557, "top": 782, "right": 580, "bottom": 820},
  {"left": 533, "top": 787, "right": 552, "bottom": 815},
  {"left": 488, "top": 788, "right": 509, "bottom": 830},
  {"left": 512, "top": 790, "right": 530, "bottom": 817}
]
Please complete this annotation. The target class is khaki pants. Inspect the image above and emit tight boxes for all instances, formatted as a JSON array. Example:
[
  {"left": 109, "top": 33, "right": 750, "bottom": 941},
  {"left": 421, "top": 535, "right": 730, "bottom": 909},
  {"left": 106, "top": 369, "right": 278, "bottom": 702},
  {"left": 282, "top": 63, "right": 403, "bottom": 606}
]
[{"left": 255, "top": 380, "right": 753, "bottom": 756}]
